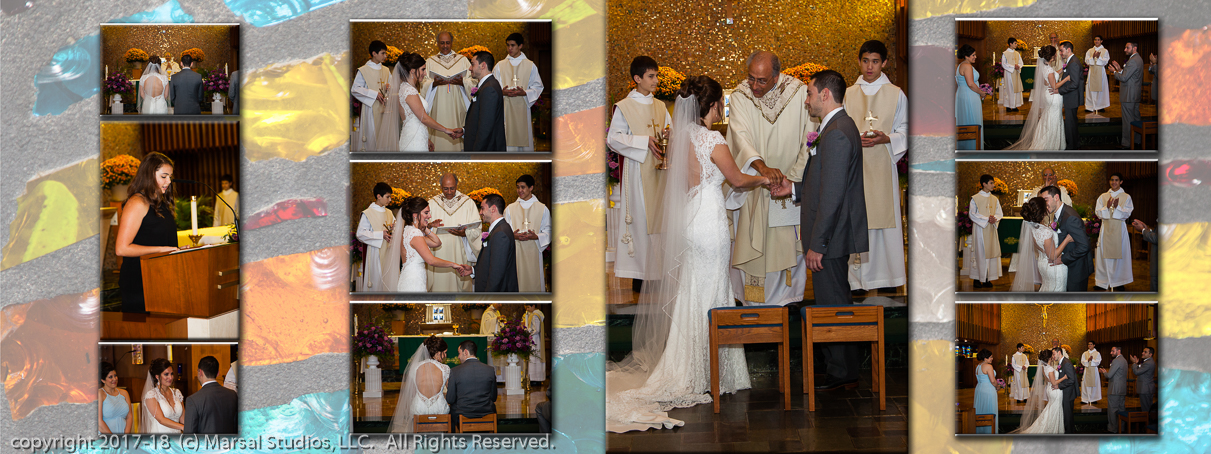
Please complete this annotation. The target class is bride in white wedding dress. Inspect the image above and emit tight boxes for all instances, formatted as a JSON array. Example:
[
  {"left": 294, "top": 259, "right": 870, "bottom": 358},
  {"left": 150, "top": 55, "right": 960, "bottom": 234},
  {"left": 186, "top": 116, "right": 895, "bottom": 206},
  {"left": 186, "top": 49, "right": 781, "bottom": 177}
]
[
  {"left": 1013, "top": 197, "right": 1073, "bottom": 292},
  {"left": 382, "top": 197, "right": 471, "bottom": 292},
  {"left": 1005, "top": 46, "right": 1070, "bottom": 151},
  {"left": 376, "top": 52, "right": 463, "bottom": 152},
  {"left": 390, "top": 336, "right": 451, "bottom": 433},
  {"left": 605, "top": 76, "right": 769, "bottom": 433},
  {"left": 138, "top": 56, "right": 169, "bottom": 115},
  {"left": 1012, "top": 348, "right": 1069, "bottom": 433}
]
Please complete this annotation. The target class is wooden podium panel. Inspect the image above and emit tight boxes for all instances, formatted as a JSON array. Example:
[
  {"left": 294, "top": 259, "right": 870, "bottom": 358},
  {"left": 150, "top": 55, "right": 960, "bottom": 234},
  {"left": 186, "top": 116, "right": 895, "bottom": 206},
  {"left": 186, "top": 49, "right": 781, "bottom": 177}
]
[{"left": 141, "top": 243, "right": 239, "bottom": 318}]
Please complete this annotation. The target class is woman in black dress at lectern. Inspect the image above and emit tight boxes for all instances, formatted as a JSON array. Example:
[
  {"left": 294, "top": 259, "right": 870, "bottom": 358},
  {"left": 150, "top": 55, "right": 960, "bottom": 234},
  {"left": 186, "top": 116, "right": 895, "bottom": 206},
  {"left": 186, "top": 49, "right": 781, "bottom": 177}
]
[{"left": 115, "top": 152, "right": 179, "bottom": 313}]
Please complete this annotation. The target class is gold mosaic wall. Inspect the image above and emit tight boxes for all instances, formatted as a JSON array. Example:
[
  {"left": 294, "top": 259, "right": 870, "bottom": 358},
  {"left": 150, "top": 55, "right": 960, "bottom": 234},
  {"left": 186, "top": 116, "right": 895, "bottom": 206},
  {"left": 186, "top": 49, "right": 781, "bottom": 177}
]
[
  {"left": 997, "top": 303, "right": 1087, "bottom": 365},
  {"left": 351, "top": 22, "right": 530, "bottom": 70},
  {"left": 957, "top": 161, "right": 1107, "bottom": 213},
  {"left": 608, "top": 0, "right": 900, "bottom": 103},
  {"left": 985, "top": 21, "right": 1094, "bottom": 57},
  {"left": 100, "top": 122, "right": 143, "bottom": 162},
  {"left": 101, "top": 25, "right": 237, "bottom": 72},
  {"left": 350, "top": 162, "right": 551, "bottom": 230}
]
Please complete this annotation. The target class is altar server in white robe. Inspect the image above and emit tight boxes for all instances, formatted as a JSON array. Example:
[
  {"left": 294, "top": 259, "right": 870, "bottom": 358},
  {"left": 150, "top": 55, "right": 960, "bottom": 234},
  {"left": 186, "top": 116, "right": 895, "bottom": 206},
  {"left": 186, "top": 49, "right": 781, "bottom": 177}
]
[
  {"left": 213, "top": 174, "right": 239, "bottom": 227},
  {"left": 351, "top": 41, "right": 391, "bottom": 152},
  {"left": 493, "top": 33, "right": 544, "bottom": 152},
  {"left": 504, "top": 175, "right": 551, "bottom": 292},
  {"left": 1000, "top": 38, "right": 1025, "bottom": 111},
  {"left": 1085, "top": 36, "right": 1111, "bottom": 113},
  {"left": 426, "top": 173, "right": 482, "bottom": 292},
  {"left": 355, "top": 183, "right": 395, "bottom": 291},
  {"left": 480, "top": 303, "right": 504, "bottom": 381},
  {"left": 845, "top": 41, "right": 907, "bottom": 293},
  {"left": 967, "top": 175, "right": 1003, "bottom": 288},
  {"left": 726, "top": 51, "right": 815, "bottom": 305},
  {"left": 1081, "top": 341, "right": 1103, "bottom": 403},
  {"left": 523, "top": 304, "right": 546, "bottom": 382},
  {"left": 1095, "top": 173, "right": 1134, "bottom": 290},
  {"left": 1010, "top": 344, "right": 1030, "bottom": 401},
  {"left": 606, "top": 56, "right": 670, "bottom": 291},
  {"left": 423, "top": 32, "right": 474, "bottom": 151}
]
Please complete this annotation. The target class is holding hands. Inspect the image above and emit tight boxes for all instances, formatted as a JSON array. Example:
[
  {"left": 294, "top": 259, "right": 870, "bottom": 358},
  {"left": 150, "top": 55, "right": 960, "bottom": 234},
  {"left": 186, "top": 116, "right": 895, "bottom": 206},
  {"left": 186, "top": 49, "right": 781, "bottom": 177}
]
[
  {"left": 446, "top": 128, "right": 464, "bottom": 139},
  {"left": 452, "top": 263, "right": 472, "bottom": 277}
]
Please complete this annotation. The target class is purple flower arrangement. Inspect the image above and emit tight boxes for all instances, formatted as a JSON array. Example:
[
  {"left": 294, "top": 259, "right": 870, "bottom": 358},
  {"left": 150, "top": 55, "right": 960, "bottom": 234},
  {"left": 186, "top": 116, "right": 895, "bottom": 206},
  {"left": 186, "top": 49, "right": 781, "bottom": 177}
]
[
  {"left": 353, "top": 324, "right": 395, "bottom": 361},
  {"left": 1085, "top": 217, "right": 1101, "bottom": 237},
  {"left": 350, "top": 230, "right": 366, "bottom": 264},
  {"left": 204, "top": 70, "right": 230, "bottom": 94},
  {"left": 993, "top": 62, "right": 1005, "bottom": 79},
  {"left": 105, "top": 74, "right": 133, "bottom": 95},
  {"left": 957, "top": 210, "right": 974, "bottom": 237},
  {"left": 607, "top": 151, "right": 622, "bottom": 186},
  {"left": 490, "top": 318, "right": 535, "bottom": 358}
]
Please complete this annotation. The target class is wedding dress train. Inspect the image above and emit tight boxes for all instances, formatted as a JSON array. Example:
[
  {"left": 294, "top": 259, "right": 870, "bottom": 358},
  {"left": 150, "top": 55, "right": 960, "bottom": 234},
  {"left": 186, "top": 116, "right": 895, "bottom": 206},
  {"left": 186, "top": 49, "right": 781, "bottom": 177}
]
[{"left": 1005, "top": 60, "right": 1066, "bottom": 150}]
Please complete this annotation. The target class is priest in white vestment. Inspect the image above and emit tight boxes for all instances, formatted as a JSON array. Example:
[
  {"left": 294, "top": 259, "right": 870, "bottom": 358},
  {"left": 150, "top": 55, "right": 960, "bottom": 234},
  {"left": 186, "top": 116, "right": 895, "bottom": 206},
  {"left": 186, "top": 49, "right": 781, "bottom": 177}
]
[
  {"left": 480, "top": 303, "right": 503, "bottom": 381},
  {"left": 504, "top": 175, "right": 551, "bottom": 292},
  {"left": 523, "top": 304, "right": 546, "bottom": 382},
  {"left": 1081, "top": 341, "right": 1103, "bottom": 403},
  {"left": 493, "top": 33, "right": 544, "bottom": 152},
  {"left": 1095, "top": 173, "right": 1134, "bottom": 290},
  {"left": 423, "top": 32, "right": 474, "bottom": 151},
  {"left": 351, "top": 41, "right": 391, "bottom": 152},
  {"left": 1085, "top": 36, "right": 1111, "bottom": 112},
  {"left": 844, "top": 41, "right": 907, "bottom": 293},
  {"left": 607, "top": 56, "right": 670, "bottom": 290},
  {"left": 355, "top": 183, "right": 395, "bottom": 292},
  {"left": 725, "top": 51, "right": 815, "bottom": 305},
  {"left": 967, "top": 176, "right": 1003, "bottom": 288},
  {"left": 1010, "top": 344, "right": 1030, "bottom": 401},
  {"left": 1000, "top": 38, "right": 1025, "bottom": 111},
  {"left": 426, "top": 173, "right": 482, "bottom": 292},
  {"left": 213, "top": 175, "right": 239, "bottom": 227}
]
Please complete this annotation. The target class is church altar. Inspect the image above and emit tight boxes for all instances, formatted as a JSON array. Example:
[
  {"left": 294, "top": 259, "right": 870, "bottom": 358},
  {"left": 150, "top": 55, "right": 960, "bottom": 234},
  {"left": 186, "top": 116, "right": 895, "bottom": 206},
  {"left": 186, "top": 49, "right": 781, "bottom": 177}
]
[
  {"left": 997, "top": 216, "right": 1023, "bottom": 255},
  {"left": 394, "top": 334, "right": 490, "bottom": 374}
]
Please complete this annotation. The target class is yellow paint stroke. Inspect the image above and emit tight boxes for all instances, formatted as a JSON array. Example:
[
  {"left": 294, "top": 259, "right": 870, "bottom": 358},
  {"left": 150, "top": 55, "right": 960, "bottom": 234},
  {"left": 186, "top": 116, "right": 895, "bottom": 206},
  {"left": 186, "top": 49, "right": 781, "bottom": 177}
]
[
  {"left": 1158, "top": 223, "right": 1211, "bottom": 338},
  {"left": 1, "top": 159, "right": 98, "bottom": 271},
  {"left": 910, "top": 339, "right": 1013, "bottom": 453},
  {"left": 468, "top": 0, "right": 605, "bottom": 89},
  {"left": 552, "top": 200, "right": 606, "bottom": 328},
  {"left": 241, "top": 247, "right": 349, "bottom": 366},
  {"left": 242, "top": 53, "right": 350, "bottom": 162},
  {"left": 911, "top": 0, "right": 1035, "bottom": 20}
]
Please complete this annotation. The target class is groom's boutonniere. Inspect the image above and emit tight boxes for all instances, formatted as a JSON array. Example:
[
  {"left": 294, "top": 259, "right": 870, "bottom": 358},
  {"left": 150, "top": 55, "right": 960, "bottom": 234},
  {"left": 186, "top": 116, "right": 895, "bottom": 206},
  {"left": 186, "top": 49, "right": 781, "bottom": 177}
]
[
  {"left": 481, "top": 231, "right": 489, "bottom": 245},
  {"left": 805, "top": 131, "right": 819, "bottom": 156},
  {"left": 1051, "top": 220, "right": 1059, "bottom": 230},
  {"left": 470, "top": 86, "right": 479, "bottom": 100}
]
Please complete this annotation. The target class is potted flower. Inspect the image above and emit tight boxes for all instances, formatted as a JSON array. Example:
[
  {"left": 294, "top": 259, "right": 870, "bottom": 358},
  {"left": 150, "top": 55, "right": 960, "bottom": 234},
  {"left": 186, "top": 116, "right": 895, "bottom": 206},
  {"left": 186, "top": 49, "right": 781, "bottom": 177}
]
[
  {"left": 1057, "top": 179, "right": 1078, "bottom": 197},
  {"left": 991, "top": 177, "right": 1009, "bottom": 196},
  {"left": 384, "top": 45, "right": 403, "bottom": 68},
  {"left": 625, "top": 66, "right": 685, "bottom": 103},
  {"left": 353, "top": 324, "right": 396, "bottom": 369},
  {"left": 458, "top": 45, "right": 490, "bottom": 60},
  {"left": 466, "top": 187, "right": 503, "bottom": 206},
  {"left": 101, "top": 154, "right": 140, "bottom": 201},
  {"left": 782, "top": 62, "right": 830, "bottom": 86},
  {"left": 388, "top": 187, "right": 411, "bottom": 211},
  {"left": 104, "top": 73, "right": 134, "bottom": 114},
  {"left": 491, "top": 318, "right": 535, "bottom": 362},
  {"left": 204, "top": 69, "right": 231, "bottom": 113},
  {"left": 181, "top": 48, "right": 205, "bottom": 63},
  {"left": 125, "top": 48, "right": 149, "bottom": 78}
]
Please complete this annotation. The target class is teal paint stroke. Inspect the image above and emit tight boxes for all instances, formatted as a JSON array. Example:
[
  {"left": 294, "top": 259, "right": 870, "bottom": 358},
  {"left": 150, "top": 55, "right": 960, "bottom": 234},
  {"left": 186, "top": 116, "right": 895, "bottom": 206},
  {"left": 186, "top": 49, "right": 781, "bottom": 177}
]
[
  {"left": 224, "top": 0, "right": 346, "bottom": 27},
  {"left": 1100, "top": 368, "right": 1211, "bottom": 454}
]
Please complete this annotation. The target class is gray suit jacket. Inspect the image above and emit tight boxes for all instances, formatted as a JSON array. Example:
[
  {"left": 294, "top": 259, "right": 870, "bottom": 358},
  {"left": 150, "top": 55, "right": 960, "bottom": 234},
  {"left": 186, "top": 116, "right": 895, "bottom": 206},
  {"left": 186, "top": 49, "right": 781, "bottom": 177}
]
[
  {"left": 1115, "top": 53, "right": 1144, "bottom": 103},
  {"left": 169, "top": 68, "right": 205, "bottom": 115},
  {"left": 473, "top": 219, "right": 519, "bottom": 292},
  {"left": 1057, "top": 359, "right": 1077, "bottom": 396},
  {"left": 1057, "top": 54, "right": 1085, "bottom": 109},
  {"left": 228, "top": 70, "right": 239, "bottom": 114},
  {"left": 182, "top": 382, "right": 238, "bottom": 434},
  {"left": 793, "top": 110, "right": 868, "bottom": 259},
  {"left": 464, "top": 75, "right": 506, "bottom": 151},
  {"left": 1132, "top": 357, "right": 1156, "bottom": 396},
  {"left": 1055, "top": 204, "right": 1093, "bottom": 288},
  {"left": 446, "top": 358, "right": 498, "bottom": 419},
  {"left": 1106, "top": 355, "right": 1128, "bottom": 396}
]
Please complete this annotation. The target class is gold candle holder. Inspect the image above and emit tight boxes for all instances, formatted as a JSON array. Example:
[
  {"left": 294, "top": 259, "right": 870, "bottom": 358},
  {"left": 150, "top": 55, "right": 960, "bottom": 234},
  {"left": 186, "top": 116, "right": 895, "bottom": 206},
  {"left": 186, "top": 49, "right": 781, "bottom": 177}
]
[{"left": 188, "top": 234, "right": 203, "bottom": 247}]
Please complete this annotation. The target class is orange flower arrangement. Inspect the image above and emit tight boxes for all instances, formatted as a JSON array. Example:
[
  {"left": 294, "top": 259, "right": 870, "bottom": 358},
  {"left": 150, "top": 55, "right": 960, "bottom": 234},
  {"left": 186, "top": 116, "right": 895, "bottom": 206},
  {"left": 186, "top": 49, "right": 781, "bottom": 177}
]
[
  {"left": 385, "top": 45, "right": 403, "bottom": 65},
  {"left": 466, "top": 187, "right": 503, "bottom": 205},
  {"left": 992, "top": 177, "right": 1009, "bottom": 195},
  {"left": 1056, "top": 179, "right": 1078, "bottom": 197},
  {"left": 458, "top": 45, "right": 490, "bottom": 60},
  {"left": 181, "top": 48, "right": 206, "bottom": 63},
  {"left": 101, "top": 155, "right": 141, "bottom": 189},
  {"left": 388, "top": 187, "right": 411, "bottom": 209},
  {"left": 782, "top": 62, "right": 830, "bottom": 85},
  {"left": 626, "top": 66, "right": 685, "bottom": 102},
  {"left": 124, "top": 48, "right": 149, "bottom": 63}
]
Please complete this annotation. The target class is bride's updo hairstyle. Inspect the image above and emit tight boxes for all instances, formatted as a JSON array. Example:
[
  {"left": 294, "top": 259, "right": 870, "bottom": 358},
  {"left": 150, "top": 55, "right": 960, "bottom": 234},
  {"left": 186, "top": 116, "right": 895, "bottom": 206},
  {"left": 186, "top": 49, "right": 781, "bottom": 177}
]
[
  {"left": 398, "top": 52, "right": 426, "bottom": 79},
  {"left": 148, "top": 55, "right": 162, "bottom": 68},
  {"left": 1039, "top": 45, "right": 1057, "bottom": 63},
  {"left": 1020, "top": 196, "right": 1048, "bottom": 224},
  {"left": 423, "top": 335, "right": 448, "bottom": 358},
  {"left": 676, "top": 75, "right": 723, "bottom": 123},
  {"left": 1038, "top": 348, "right": 1053, "bottom": 364},
  {"left": 401, "top": 196, "right": 428, "bottom": 226},
  {"left": 149, "top": 358, "right": 172, "bottom": 385}
]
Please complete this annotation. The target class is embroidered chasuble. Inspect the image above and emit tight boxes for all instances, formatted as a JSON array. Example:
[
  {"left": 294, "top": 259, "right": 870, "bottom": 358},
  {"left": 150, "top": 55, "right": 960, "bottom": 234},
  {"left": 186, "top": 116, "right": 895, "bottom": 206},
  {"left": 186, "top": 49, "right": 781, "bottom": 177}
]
[
  {"left": 424, "top": 53, "right": 474, "bottom": 151},
  {"left": 426, "top": 193, "right": 483, "bottom": 292}
]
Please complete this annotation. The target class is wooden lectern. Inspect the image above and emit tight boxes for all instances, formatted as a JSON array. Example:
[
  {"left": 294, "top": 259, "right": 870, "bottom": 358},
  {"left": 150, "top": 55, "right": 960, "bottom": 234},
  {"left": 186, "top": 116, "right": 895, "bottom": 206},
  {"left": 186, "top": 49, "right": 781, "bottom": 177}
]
[{"left": 140, "top": 243, "right": 239, "bottom": 317}]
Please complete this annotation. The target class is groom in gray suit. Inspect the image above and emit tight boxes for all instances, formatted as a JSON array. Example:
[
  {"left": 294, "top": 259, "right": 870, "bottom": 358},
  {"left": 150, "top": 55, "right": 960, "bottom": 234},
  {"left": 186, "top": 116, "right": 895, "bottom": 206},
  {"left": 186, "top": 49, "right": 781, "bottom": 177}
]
[
  {"left": 1054, "top": 41, "right": 1085, "bottom": 150},
  {"left": 1054, "top": 347, "right": 1078, "bottom": 433},
  {"left": 1110, "top": 42, "right": 1145, "bottom": 148},
  {"left": 446, "top": 340, "right": 497, "bottom": 431},
  {"left": 1131, "top": 346, "right": 1156, "bottom": 413},
  {"left": 183, "top": 356, "right": 238, "bottom": 434},
  {"left": 1042, "top": 185, "right": 1092, "bottom": 291},
  {"left": 169, "top": 54, "right": 205, "bottom": 115},
  {"left": 773, "top": 69, "right": 867, "bottom": 390},
  {"left": 1100, "top": 345, "right": 1128, "bottom": 432}
]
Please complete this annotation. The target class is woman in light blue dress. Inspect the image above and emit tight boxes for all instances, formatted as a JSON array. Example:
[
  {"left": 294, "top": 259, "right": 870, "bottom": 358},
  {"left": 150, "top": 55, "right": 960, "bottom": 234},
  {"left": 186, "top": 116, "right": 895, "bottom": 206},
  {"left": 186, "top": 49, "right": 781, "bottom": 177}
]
[
  {"left": 973, "top": 349, "right": 999, "bottom": 433},
  {"left": 98, "top": 361, "right": 132, "bottom": 434},
  {"left": 956, "top": 44, "right": 986, "bottom": 150}
]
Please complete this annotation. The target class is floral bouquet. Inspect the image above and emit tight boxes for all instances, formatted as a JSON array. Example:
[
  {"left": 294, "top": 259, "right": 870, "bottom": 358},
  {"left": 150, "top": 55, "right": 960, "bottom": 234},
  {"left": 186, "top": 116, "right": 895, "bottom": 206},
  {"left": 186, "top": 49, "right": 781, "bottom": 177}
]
[
  {"left": 124, "top": 48, "right": 149, "bottom": 63},
  {"left": 996, "top": 378, "right": 1007, "bottom": 389},
  {"left": 101, "top": 154, "right": 140, "bottom": 189},
  {"left": 782, "top": 62, "right": 830, "bottom": 86},
  {"left": 992, "top": 177, "right": 1009, "bottom": 195},
  {"left": 992, "top": 62, "right": 1005, "bottom": 79},
  {"left": 956, "top": 209, "right": 974, "bottom": 237},
  {"left": 105, "top": 74, "right": 133, "bottom": 97},
  {"left": 979, "top": 83, "right": 994, "bottom": 96},
  {"left": 490, "top": 318, "right": 535, "bottom": 359},
  {"left": 223, "top": 225, "right": 239, "bottom": 243},
  {"left": 384, "top": 45, "right": 403, "bottom": 66},
  {"left": 388, "top": 187, "right": 411, "bottom": 210},
  {"left": 627, "top": 66, "right": 685, "bottom": 102},
  {"left": 458, "top": 45, "right": 490, "bottom": 60},
  {"left": 181, "top": 47, "right": 206, "bottom": 63},
  {"left": 1085, "top": 217, "right": 1101, "bottom": 239},
  {"left": 353, "top": 324, "right": 395, "bottom": 362},
  {"left": 1076, "top": 365, "right": 1085, "bottom": 376},
  {"left": 1004, "top": 364, "right": 1014, "bottom": 377},
  {"left": 204, "top": 70, "right": 230, "bottom": 99},
  {"left": 1056, "top": 179, "right": 1078, "bottom": 197},
  {"left": 467, "top": 187, "right": 503, "bottom": 205}
]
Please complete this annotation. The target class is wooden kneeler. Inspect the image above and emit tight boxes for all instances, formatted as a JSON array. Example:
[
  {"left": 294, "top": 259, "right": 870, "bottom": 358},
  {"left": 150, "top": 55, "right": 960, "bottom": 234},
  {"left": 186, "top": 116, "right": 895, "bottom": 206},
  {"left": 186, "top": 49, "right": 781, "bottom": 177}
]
[
  {"left": 414, "top": 414, "right": 452, "bottom": 433},
  {"left": 802, "top": 305, "right": 885, "bottom": 412},
  {"left": 708, "top": 305, "right": 791, "bottom": 413}
]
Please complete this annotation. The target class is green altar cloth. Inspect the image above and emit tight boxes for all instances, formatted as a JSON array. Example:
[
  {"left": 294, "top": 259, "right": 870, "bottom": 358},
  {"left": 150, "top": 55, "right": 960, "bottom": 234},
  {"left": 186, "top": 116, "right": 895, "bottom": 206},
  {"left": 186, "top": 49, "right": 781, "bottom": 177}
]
[
  {"left": 998, "top": 216, "right": 1024, "bottom": 255},
  {"left": 395, "top": 335, "right": 490, "bottom": 374},
  {"left": 1021, "top": 66, "right": 1036, "bottom": 92}
]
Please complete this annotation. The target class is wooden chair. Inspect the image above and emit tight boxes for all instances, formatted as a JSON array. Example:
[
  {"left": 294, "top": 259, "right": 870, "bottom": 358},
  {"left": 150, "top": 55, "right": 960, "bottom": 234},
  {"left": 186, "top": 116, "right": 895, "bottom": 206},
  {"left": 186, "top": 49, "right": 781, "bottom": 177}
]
[
  {"left": 956, "top": 125, "right": 982, "bottom": 150},
  {"left": 802, "top": 305, "right": 885, "bottom": 412},
  {"left": 708, "top": 305, "right": 790, "bottom": 413},
  {"left": 1118, "top": 411, "right": 1148, "bottom": 434},
  {"left": 956, "top": 407, "right": 974, "bottom": 434},
  {"left": 1130, "top": 121, "right": 1157, "bottom": 150},
  {"left": 975, "top": 414, "right": 997, "bottom": 434},
  {"left": 413, "top": 414, "right": 451, "bottom": 433},
  {"left": 457, "top": 413, "right": 498, "bottom": 433}
]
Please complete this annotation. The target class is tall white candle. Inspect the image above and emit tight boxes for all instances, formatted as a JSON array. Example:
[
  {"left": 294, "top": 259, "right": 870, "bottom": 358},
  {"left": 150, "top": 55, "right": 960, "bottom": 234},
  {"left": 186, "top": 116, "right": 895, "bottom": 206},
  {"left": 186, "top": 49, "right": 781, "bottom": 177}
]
[
  {"left": 105, "top": 65, "right": 109, "bottom": 79},
  {"left": 225, "top": 63, "right": 228, "bottom": 75},
  {"left": 191, "top": 196, "right": 198, "bottom": 235}
]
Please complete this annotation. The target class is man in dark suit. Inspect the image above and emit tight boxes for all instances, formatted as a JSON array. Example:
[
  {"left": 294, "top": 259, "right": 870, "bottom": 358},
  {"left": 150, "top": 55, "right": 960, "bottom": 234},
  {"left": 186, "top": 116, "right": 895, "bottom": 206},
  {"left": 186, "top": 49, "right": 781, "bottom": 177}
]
[
  {"left": 1054, "top": 347, "right": 1078, "bottom": 433},
  {"left": 182, "top": 356, "right": 238, "bottom": 434},
  {"left": 474, "top": 194, "right": 519, "bottom": 292},
  {"left": 1054, "top": 41, "right": 1085, "bottom": 150},
  {"left": 1100, "top": 345, "right": 1128, "bottom": 432},
  {"left": 773, "top": 69, "right": 867, "bottom": 390},
  {"left": 1110, "top": 42, "right": 1145, "bottom": 148},
  {"left": 1041, "top": 185, "right": 1092, "bottom": 291},
  {"left": 1131, "top": 346, "right": 1156, "bottom": 413},
  {"left": 463, "top": 51, "right": 506, "bottom": 151},
  {"left": 228, "top": 69, "right": 240, "bottom": 115},
  {"left": 446, "top": 340, "right": 498, "bottom": 431},
  {"left": 169, "top": 54, "right": 205, "bottom": 115}
]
